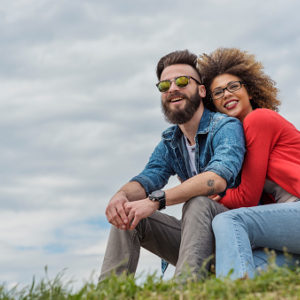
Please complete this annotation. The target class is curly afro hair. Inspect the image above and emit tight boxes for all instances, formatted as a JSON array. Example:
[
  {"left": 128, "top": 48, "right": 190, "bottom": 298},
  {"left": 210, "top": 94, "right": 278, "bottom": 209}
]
[{"left": 197, "top": 48, "right": 280, "bottom": 112}]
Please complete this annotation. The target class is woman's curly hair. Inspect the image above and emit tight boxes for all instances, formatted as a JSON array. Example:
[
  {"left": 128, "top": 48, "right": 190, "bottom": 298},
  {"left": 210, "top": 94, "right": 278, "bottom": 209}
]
[{"left": 197, "top": 48, "right": 281, "bottom": 112}]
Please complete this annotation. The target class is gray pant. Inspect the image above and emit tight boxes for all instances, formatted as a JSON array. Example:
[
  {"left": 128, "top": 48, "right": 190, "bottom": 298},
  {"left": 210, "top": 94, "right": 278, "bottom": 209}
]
[{"left": 99, "top": 196, "right": 228, "bottom": 281}]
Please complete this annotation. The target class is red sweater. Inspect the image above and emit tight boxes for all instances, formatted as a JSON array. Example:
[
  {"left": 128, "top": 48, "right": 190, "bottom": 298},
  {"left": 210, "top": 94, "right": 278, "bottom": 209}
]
[{"left": 220, "top": 109, "right": 300, "bottom": 209}]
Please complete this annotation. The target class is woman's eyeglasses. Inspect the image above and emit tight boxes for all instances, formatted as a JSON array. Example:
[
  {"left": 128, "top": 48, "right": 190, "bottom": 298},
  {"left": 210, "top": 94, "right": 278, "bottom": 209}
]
[
  {"left": 156, "top": 75, "right": 201, "bottom": 93},
  {"left": 211, "top": 81, "right": 245, "bottom": 100}
]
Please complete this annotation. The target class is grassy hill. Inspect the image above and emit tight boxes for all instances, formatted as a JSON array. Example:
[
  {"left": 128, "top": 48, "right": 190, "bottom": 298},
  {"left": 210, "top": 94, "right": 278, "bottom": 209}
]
[{"left": 1, "top": 263, "right": 300, "bottom": 299}]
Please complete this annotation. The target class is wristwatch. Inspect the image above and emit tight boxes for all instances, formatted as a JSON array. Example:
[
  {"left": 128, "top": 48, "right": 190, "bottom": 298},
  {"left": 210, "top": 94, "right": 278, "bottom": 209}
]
[{"left": 149, "top": 190, "right": 166, "bottom": 210}]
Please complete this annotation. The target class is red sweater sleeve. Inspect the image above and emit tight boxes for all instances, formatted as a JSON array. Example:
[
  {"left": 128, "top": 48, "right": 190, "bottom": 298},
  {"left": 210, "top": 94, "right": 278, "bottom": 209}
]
[{"left": 220, "top": 109, "right": 281, "bottom": 208}]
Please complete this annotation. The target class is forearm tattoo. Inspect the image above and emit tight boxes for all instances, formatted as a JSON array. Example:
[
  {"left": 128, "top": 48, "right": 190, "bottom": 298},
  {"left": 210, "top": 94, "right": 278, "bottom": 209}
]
[{"left": 207, "top": 179, "right": 215, "bottom": 195}]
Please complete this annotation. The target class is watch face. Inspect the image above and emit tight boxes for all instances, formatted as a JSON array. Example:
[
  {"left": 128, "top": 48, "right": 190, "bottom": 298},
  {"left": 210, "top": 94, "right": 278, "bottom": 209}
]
[{"left": 151, "top": 190, "right": 164, "bottom": 198}]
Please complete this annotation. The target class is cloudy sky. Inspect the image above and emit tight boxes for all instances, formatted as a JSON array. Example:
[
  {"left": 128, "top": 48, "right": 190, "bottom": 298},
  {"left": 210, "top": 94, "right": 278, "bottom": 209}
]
[{"left": 1, "top": 0, "right": 300, "bottom": 289}]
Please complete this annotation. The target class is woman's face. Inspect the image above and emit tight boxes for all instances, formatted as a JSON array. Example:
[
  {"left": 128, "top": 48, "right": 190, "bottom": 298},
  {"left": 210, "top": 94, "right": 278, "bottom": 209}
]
[{"left": 210, "top": 74, "right": 253, "bottom": 121}]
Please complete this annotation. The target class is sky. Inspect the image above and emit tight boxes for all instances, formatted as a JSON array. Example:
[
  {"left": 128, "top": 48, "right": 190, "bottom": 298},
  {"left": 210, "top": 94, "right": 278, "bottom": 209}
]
[{"left": 1, "top": 0, "right": 300, "bottom": 289}]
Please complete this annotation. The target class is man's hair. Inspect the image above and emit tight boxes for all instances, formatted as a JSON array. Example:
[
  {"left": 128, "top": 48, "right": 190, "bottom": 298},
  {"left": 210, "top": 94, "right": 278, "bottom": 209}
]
[
  {"left": 197, "top": 48, "right": 281, "bottom": 111},
  {"left": 156, "top": 50, "right": 201, "bottom": 81}
]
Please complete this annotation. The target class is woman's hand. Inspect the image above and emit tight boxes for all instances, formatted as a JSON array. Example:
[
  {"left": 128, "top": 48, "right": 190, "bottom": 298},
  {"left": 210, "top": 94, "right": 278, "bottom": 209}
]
[{"left": 208, "top": 194, "right": 222, "bottom": 202}]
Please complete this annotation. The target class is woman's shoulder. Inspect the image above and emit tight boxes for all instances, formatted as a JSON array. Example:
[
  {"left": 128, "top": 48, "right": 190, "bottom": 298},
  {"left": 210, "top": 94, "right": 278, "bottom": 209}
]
[
  {"left": 244, "top": 108, "right": 278, "bottom": 121},
  {"left": 243, "top": 109, "right": 282, "bottom": 128},
  {"left": 241, "top": 109, "right": 283, "bottom": 146}
]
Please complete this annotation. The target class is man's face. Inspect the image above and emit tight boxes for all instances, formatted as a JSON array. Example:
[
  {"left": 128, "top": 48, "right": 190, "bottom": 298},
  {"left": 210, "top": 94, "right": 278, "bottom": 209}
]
[{"left": 159, "top": 64, "right": 205, "bottom": 124}]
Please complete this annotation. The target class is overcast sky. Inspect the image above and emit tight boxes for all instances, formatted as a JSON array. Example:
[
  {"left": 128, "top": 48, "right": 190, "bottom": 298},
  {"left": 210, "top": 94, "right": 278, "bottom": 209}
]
[{"left": 1, "top": 0, "right": 300, "bottom": 289}]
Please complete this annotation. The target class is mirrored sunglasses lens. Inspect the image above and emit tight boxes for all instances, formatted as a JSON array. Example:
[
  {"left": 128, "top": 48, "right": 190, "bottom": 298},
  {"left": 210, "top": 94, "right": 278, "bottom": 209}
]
[
  {"left": 158, "top": 81, "right": 171, "bottom": 92},
  {"left": 175, "top": 76, "right": 189, "bottom": 87}
]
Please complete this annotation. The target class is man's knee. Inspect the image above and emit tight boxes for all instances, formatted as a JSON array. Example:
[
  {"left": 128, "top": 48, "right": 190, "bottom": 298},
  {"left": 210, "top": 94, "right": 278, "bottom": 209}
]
[
  {"left": 183, "top": 196, "right": 211, "bottom": 211},
  {"left": 183, "top": 196, "right": 227, "bottom": 216}
]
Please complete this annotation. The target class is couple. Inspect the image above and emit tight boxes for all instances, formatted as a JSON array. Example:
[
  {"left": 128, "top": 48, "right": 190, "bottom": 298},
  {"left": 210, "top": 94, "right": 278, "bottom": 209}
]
[{"left": 100, "top": 48, "right": 300, "bottom": 281}]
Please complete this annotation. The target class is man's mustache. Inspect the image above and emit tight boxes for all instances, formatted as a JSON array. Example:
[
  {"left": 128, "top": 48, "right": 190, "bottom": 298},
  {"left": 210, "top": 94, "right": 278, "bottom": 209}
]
[{"left": 166, "top": 92, "right": 187, "bottom": 102}]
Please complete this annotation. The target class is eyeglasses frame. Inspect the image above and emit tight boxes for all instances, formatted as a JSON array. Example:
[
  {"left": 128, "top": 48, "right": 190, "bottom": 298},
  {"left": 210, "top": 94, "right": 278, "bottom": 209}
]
[{"left": 211, "top": 81, "right": 246, "bottom": 100}]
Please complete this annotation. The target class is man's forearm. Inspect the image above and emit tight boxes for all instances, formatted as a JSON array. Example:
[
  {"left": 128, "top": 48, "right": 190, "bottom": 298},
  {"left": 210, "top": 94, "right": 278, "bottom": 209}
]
[
  {"left": 165, "top": 171, "right": 227, "bottom": 206},
  {"left": 117, "top": 181, "right": 146, "bottom": 202}
]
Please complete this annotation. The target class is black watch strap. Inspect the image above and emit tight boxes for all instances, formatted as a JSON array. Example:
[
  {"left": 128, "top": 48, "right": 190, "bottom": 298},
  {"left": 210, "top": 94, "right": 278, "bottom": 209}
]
[
  {"left": 157, "top": 197, "right": 166, "bottom": 210},
  {"left": 149, "top": 190, "right": 166, "bottom": 210}
]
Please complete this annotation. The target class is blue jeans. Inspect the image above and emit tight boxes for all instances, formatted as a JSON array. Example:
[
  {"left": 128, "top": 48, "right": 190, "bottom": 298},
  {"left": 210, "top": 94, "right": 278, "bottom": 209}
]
[{"left": 212, "top": 201, "right": 300, "bottom": 279}]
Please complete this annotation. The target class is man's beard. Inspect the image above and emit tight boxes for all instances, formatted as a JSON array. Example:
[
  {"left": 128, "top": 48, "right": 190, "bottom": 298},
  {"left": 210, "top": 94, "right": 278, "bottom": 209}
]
[{"left": 161, "top": 91, "right": 202, "bottom": 124}]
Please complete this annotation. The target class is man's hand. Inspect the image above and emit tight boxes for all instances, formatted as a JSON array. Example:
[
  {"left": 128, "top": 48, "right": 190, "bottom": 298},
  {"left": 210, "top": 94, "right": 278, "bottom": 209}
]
[
  {"left": 105, "top": 191, "right": 129, "bottom": 230},
  {"left": 124, "top": 198, "right": 158, "bottom": 230}
]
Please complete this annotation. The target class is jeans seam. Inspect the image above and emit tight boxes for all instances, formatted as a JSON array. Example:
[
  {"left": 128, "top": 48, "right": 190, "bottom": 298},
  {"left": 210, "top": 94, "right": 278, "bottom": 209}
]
[{"left": 232, "top": 216, "right": 248, "bottom": 277}]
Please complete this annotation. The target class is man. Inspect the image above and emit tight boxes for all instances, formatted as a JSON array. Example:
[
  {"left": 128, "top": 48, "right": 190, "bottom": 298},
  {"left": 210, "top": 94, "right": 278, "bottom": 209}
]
[{"left": 99, "top": 50, "right": 245, "bottom": 281}]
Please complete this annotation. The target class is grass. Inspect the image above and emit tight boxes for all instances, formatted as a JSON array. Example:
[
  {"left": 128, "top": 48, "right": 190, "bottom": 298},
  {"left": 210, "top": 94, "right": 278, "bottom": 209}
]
[{"left": 1, "top": 263, "right": 300, "bottom": 299}]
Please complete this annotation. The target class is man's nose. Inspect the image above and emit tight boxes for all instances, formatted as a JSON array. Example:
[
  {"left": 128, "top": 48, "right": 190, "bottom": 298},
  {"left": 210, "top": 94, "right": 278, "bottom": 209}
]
[{"left": 168, "top": 81, "right": 180, "bottom": 92}]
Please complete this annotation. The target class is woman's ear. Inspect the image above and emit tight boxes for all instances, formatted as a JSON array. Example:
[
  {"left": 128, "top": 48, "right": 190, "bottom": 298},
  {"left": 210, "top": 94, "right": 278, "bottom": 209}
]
[{"left": 199, "top": 84, "right": 206, "bottom": 98}]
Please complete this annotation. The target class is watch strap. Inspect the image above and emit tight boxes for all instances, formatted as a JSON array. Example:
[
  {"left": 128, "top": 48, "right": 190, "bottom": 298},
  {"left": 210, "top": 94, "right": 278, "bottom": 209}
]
[
  {"left": 157, "top": 197, "right": 166, "bottom": 210},
  {"left": 149, "top": 190, "right": 166, "bottom": 210}
]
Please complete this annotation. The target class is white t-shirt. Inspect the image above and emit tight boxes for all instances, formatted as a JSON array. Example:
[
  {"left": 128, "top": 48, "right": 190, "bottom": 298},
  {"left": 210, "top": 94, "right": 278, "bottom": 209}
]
[{"left": 184, "top": 136, "right": 198, "bottom": 176}]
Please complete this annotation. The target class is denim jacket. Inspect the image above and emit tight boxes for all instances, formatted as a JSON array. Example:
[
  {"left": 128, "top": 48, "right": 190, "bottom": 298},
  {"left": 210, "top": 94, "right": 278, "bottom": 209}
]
[{"left": 131, "top": 108, "right": 245, "bottom": 195}]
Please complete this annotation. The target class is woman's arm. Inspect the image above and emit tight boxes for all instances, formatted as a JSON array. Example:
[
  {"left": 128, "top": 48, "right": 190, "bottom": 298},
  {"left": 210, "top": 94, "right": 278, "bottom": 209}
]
[{"left": 220, "top": 109, "right": 281, "bottom": 208}]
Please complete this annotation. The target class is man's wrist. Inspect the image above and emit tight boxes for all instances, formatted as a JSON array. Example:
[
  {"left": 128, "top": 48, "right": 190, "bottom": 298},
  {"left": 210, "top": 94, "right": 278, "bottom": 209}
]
[
  {"left": 147, "top": 198, "right": 159, "bottom": 210},
  {"left": 149, "top": 190, "right": 166, "bottom": 210}
]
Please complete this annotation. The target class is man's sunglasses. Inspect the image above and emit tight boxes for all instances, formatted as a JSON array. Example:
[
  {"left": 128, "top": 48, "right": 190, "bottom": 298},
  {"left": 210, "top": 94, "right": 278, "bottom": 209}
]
[{"left": 156, "top": 75, "right": 201, "bottom": 93}]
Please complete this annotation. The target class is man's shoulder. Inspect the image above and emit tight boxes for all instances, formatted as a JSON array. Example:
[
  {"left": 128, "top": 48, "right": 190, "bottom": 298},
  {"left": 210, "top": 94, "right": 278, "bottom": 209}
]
[
  {"left": 209, "top": 110, "right": 241, "bottom": 128},
  {"left": 210, "top": 111, "right": 228, "bottom": 121}
]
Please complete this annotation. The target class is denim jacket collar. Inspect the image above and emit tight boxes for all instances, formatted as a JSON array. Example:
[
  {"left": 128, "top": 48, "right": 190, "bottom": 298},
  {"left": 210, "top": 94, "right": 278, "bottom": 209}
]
[{"left": 161, "top": 107, "right": 212, "bottom": 148}]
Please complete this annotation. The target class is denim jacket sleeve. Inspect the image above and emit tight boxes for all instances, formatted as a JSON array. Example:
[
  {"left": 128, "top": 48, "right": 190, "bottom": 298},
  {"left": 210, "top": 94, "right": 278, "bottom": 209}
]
[
  {"left": 130, "top": 140, "right": 176, "bottom": 195},
  {"left": 204, "top": 116, "right": 245, "bottom": 189}
]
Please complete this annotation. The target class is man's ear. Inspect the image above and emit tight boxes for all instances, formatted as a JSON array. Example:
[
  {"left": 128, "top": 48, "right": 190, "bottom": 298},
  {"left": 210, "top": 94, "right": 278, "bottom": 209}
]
[{"left": 199, "top": 85, "right": 206, "bottom": 98}]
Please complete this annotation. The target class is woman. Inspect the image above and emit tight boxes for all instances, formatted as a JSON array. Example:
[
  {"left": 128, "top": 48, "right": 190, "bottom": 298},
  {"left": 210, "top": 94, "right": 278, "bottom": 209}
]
[{"left": 197, "top": 48, "right": 300, "bottom": 279}]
